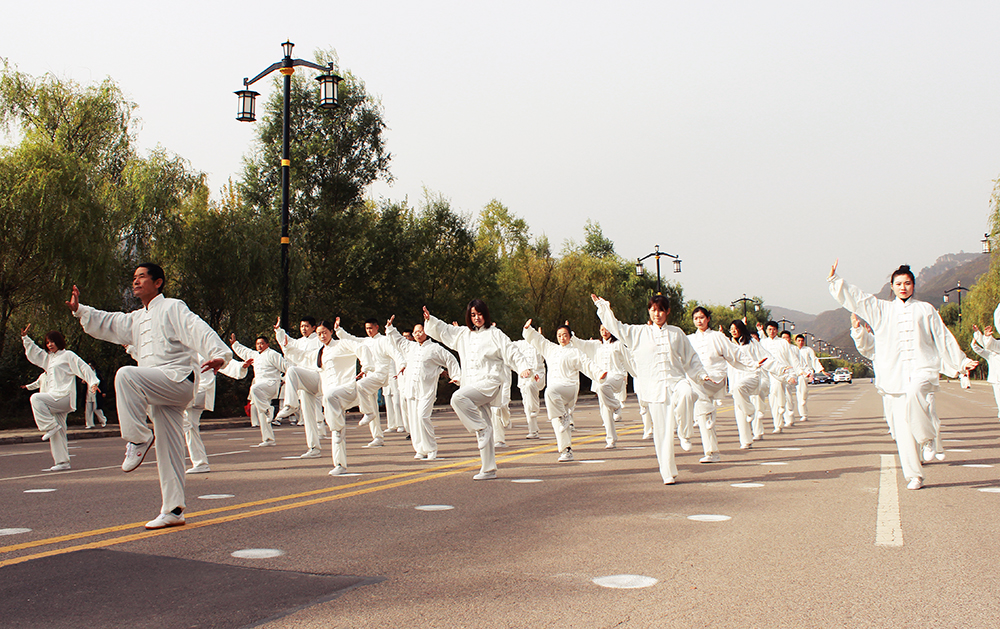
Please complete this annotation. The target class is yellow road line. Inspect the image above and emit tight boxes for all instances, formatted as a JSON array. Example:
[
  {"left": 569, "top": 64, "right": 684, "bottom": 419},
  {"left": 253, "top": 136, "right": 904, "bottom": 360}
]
[{"left": 1, "top": 428, "right": 639, "bottom": 567}]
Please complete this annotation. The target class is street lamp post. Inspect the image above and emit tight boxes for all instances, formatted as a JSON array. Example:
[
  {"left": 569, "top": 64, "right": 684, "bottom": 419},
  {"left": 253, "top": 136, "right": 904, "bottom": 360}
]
[
  {"left": 942, "top": 281, "right": 971, "bottom": 323},
  {"left": 776, "top": 318, "right": 795, "bottom": 332},
  {"left": 235, "top": 41, "right": 342, "bottom": 331},
  {"left": 635, "top": 244, "right": 681, "bottom": 295},
  {"left": 731, "top": 293, "right": 761, "bottom": 319}
]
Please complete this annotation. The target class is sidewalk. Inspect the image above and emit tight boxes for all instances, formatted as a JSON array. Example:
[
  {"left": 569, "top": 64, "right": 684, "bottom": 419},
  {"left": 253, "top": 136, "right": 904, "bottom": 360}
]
[{"left": 0, "top": 415, "right": 252, "bottom": 446}]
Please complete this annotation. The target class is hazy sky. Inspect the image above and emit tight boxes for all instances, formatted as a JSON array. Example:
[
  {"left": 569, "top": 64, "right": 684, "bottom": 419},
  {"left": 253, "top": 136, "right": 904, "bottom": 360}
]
[{"left": 4, "top": 1, "right": 998, "bottom": 315}]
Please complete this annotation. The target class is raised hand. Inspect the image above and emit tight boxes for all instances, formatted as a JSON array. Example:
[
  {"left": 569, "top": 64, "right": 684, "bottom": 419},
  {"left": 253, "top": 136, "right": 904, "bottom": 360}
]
[
  {"left": 66, "top": 285, "right": 80, "bottom": 312},
  {"left": 524, "top": 318, "right": 533, "bottom": 330},
  {"left": 423, "top": 306, "right": 431, "bottom": 321},
  {"left": 829, "top": 259, "right": 839, "bottom": 279},
  {"left": 20, "top": 323, "right": 31, "bottom": 337}
]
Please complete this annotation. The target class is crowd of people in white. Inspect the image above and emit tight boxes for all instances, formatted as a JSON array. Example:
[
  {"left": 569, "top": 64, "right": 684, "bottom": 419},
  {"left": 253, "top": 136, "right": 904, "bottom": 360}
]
[{"left": 16, "top": 261, "right": 991, "bottom": 528}]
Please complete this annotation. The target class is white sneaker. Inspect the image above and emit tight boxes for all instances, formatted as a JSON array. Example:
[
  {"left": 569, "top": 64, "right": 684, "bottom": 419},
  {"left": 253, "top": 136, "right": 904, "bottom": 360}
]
[
  {"left": 41, "top": 426, "right": 61, "bottom": 441},
  {"left": 753, "top": 434, "right": 763, "bottom": 441},
  {"left": 145, "top": 512, "right": 185, "bottom": 530},
  {"left": 185, "top": 464, "right": 210, "bottom": 474},
  {"left": 271, "top": 419, "right": 281, "bottom": 426},
  {"left": 740, "top": 443, "right": 753, "bottom": 450},
  {"left": 907, "top": 477, "right": 924, "bottom": 490},
  {"left": 771, "top": 428, "right": 783, "bottom": 434},
  {"left": 783, "top": 421, "right": 793, "bottom": 427},
  {"left": 359, "top": 414, "right": 373, "bottom": 427},
  {"left": 612, "top": 409, "right": 622, "bottom": 422},
  {"left": 663, "top": 476, "right": 676, "bottom": 485},
  {"left": 253, "top": 440, "right": 276, "bottom": 447},
  {"left": 699, "top": 453, "right": 721, "bottom": 464},
  {"left": 414, "top": 453, "right": 427, "bottom": 460},
  {"left": 558, "top": 449, "right": 574, "bottom": 462},
  {"left": 46, "top": 462, "right": 71, "bottom": 471},
  {"left": 299, "top": 448, "right": 322, "bottom": 458},
  {"left": 921, "top": 442, "right": 935, "bottom": 462},
  {"left": 935, "top": 452, "right": 946, "bottom": 461},
  {"left": 641, "top": 432, "right": 653, "bottom": 440},
  {"left": 122, "top": 436, "right": 155, "bottom": 472},
  {"left": 275, "top": 405, "right": 296, "bottom": 419},
  {"left": 679, "top": 437, "right": 692, "bottom": 452},
  {"left": 328, "top": 465, "right": 348, "bottom": 476},
  {"left": 525, "top": 432, "right": 540, "bottom": 439},
  {"left": 473, "top": 470, "right": 497, "bottom": 480},
  {"left": 425, "top": 451, "right": 437, "bottom": 461},
  {"left": 363, "top": 438, "right": 384, "bottom": 448},
  {"left": 395, "top": 427, "right": 406, "bottom": 433},
  {"left": 605, "top": 443, "right": 617, "bottom": 449},
  {"left": 495, "top": 441, "right": 507, "bottom": 448}
]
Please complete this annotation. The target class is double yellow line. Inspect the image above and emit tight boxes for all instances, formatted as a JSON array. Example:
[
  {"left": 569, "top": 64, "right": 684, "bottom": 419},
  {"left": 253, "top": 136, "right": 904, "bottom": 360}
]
[{"left": 1, "top": 429, "right": 634, "bottom": 568}]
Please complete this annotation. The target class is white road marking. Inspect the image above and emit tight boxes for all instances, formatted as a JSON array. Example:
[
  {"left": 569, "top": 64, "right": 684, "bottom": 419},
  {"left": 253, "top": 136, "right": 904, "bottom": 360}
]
[
  {"left": 593, "top": 574, "right": 658, "bottom": 589},
  {"left": 875, "top": 454, "right": 903, "bottom": 547},
  {"left": 688, "top": 514, "right": 731, "bottom": 522},
  {"left": 231, "top": 548, "right": 285, "bottom": 559},
  {"left": 415, "top": 505, "right": 454, "bottom": 511}
]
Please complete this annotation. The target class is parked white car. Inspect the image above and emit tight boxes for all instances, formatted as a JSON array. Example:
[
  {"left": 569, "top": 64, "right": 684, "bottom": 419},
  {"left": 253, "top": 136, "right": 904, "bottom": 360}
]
[{"left": 833, "top": 368, "right": 852, "bottom": 383}]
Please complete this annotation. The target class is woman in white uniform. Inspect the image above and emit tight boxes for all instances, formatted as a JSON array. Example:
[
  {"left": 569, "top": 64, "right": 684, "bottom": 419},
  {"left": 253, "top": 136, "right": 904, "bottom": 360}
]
[
  {"left": 971, "top": 324, "right": 1000, "bottom": 419},
  {"left": 22, "top": 326, "right": 100, "bottom": 471},
  {"left": 591, "top": 294, "right": 710, "bottom": 485},
  {"left": 423, "top": 300, "right": 531, "bottom": 480},
  {"left": 524, "top": 321, "right": 606, "bottom": 460},
  {"left": 572, "top": 326, "right": 628, "bottom": 449},
  {"left": 829, "top": 261, "right": 975, "bottom": 489},
  {"left": 726, "top": 320, "right": 788, "bottom": 449}
]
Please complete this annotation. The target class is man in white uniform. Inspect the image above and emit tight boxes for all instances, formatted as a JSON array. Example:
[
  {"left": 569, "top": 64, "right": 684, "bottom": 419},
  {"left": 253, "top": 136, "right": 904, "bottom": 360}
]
[
  {"left": 274, "top": 316, "right": 324, "bottom": 458},
  {"left": 231, "top": 334, "right": 287, "bottom": 447},
  {"left": 757, "top": 322, "right": 798, "bottom": 433},
  {"left": 68, "top": 263, "right": 231, "bottom": 529},
  {"left": 512, "top": 338, "right": 545, "bottom": 439},
  {"left": 335, "top": 317, "right": 406, "bottom": 448},
  {"left": 794, "top": 334, "right": 823, "bottom": 422}
]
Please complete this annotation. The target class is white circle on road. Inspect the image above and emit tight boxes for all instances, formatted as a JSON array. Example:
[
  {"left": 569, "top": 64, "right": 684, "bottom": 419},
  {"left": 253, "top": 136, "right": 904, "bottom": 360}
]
[
  {"left": 963, "top": 464, "right": 994, "bottom": 468},
  {"left": 795, "top": 438, "right": 814, "bottom": 441},
  {"left": 232, "top": 548, "right": 285, "bottom": 559},
  {"left": 948, "top": 449, "right": 972, "bottom": 453},
  {"left": 228, "top": 438, "right": 245, "bottom": 441},
  {"left": 280, "top": 456, "right": 301, "bottom": 460},
  {"left": 511, "top": 479, "right": 543, "bottom": 483},
  {"left": 24, "top": 489, "right": 57, "bottom": 493},
  {"left": 198, "top": 494, "right": 235, "bottom": 500},
  {"left": 593, "top": 574, "right": 658, "bottom": 589},
  {"left": 759, "top": 462, "right": 788, "bottom": 466},
  {"left": 581, "top": 460, "right": 606, "bottom": 464},
  {"left": 0, "top": 528, "right": 31, "bottom": 536},
  {"left": 942, "top": 439, "right": 963, "bottom": 443},
  {"left": 338, "top": 473, "right": 362, "bottom": 477},
  {"left": 777, "top": 447, "right": 802, "bottom": 451},
  {"left": 415, "top": 505, "right": 454, "bottom": 511},
  {"left": 977, "top": 487, "right": 1000, "bottom": 493},
  {"left": 623, "top": 446, "right": 646, "bottom": 450},
  {"left": 688, "top": 514, "right": 732, "bottom": 522},
  {"left": 731, "top": 483, "right": 764, "bottom": 488}
]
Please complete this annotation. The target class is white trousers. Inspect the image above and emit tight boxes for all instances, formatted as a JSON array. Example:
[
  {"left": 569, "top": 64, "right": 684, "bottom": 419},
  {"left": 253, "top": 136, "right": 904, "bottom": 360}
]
[
  {"left": 491, "top": 403, "right": 511, "bottom": 444},
  {"left": 357, "top": 372, "right": 388, "bottom": 440},
  {"left": 323, "top": 382, "right": 356, "bottom": 468},
  {"left": 115, "top": 366, "right": 195, "bottom": 515},
  {"left": 543, "top": 382, "right": 578, "bottom": 421},
  {"left": 450, "top": 385, "right": 497, "bottom": 474},
  {"left": 595, "top": 374, "right": 623, "bottom": 446},
  {"left": 992, "top": 383, "right": 1000, "bottom": 419},
  {"left": 731, "top": 374, "right": 759, "bottom": 447},
  {"left": 84, "top": 389, "right": 106, "bottom": 428},
  {"left": 796, "top": 375, "right": 810, "bottom": 420},
  {"left": 518, "top": 377, "right": 544, "bottom": 434},
  {"left": 31, "top": 393, "right": 72, "bottom": 466},
  {"left": 649, "top": 398, "right": 679, "bottom": 483},
  {"left": 767, "top": 373, "right": 788, "bottom": 431},
  {"left": 285, "top": 367, "right": 322, "bottom": 451},
  {"left": 673, "top": 380, "right": 696, "bottom": 443},
  {"left": 385, "top": 378, "right": 403, "bottom": 431},
  {"left": 250, "top": 380, "right": 279, "bottom": 442},
  {"left": 183, "top": 408, "right": 209, "bottom": 469},
  {"left": 886, "top": 375, "right": 937, "bottom": 482},
  {"left": 782, "top": 378, "right": 796, "bottom": 425},
  {"left": 407, "top": 394, "right": 438, "bottom": 455}
]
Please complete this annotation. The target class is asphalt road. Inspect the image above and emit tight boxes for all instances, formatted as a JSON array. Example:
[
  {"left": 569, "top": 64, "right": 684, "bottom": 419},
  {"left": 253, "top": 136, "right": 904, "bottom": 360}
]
[{"left": 3, "top": 381, "right": 1000, "bottom": 628}]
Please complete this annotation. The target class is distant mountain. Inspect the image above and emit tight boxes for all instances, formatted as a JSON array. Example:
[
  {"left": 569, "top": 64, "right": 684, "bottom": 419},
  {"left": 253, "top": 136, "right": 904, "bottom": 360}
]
[{"left": 773, "top": 252, "right": 991, "bottom": 361}]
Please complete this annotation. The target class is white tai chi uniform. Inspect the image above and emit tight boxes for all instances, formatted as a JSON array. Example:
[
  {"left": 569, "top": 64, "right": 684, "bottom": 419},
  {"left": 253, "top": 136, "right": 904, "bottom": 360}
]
[
  {"left": 972, "top": 330, "right": 1000, "bottom": 419},
  {"left": 621, "top": 344, "right": 652, "bottom": 438},
  {"left": 318, "top": 338, "right": 365, "bottom": 471},
  {"left": 727, "top": 339, "right": 786, "bottom": 448},
  {"left": 424, "top": 315, "right": 530, "bottom": 478},
  {"left": 231, "top": 341, "right": 287, "bottom": 444},
  {"left": 335, "top": 329, "right": 406, "bottom": 444},
  {"left": 387, "top": 325, "right": 461, "bottom": 458},
  {"left": 182, "top": 353, "right": 216, "bottom": 471},
  {"left": 759, "top": 334, "right": 798, "bottom": 431},
  {"left": 490, "top": 364, "right": 515, "bottom": 446},
  {"left": 674, "top": 329, "right": 757, "bottom": 458},
  {"left": 84, "top": 367, "right": 107, "bottom": 428},
  {"left": 22, "top": 336, "right": 99, "bottom": 469},
  {"left": 594, "top": 298, "right": 708, "bottom": 484},
  {"left": 75, "top": 293, "right": 231, "bottom": 516},
  {"left": 512, "top": 339, "right": 546, "bottom": 437},
  {"left": 829, "top": 273, "right": 973, "bottom": 485},
  {"left": 524, "top": 327, "right": 603, "bottom": 456},
  {"left": 275, "top": 327, "right": 321, "bottom": 427},
  {"left": 796, "top": 344, "right": 823, "bottom": 421},
  {"left": 279, "top": 335, "right": 326, "bottom": 454},
  {"left": 572, "top": 336, "right": 627, "bottom": 447}
]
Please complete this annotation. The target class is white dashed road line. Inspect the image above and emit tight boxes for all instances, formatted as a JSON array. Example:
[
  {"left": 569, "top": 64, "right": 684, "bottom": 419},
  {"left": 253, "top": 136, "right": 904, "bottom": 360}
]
[{"left": 875, "top": 454, "right": 903, "bottom": 547}]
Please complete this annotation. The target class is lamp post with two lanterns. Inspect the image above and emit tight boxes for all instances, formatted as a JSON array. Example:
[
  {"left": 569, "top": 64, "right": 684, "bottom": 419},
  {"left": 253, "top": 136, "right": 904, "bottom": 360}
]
[
  {"left": 731, "top": 294, "right": 762, "bottom": 319},
  {"left": 635, "top": 245, "right": 681, "bottom": 295},
  {"left": 942, "top": 281, "right": 970, "bottom": 323},
  {"left": 235, "top": 40, "right": 342, "bottom": 331}
]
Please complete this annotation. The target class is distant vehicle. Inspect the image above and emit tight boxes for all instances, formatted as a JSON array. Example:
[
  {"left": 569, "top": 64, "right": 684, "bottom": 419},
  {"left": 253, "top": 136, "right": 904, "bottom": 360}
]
[
  {"left": 811, "top": 371, "right": 833, "bottom": 385},
  {"left": 833, "top": 368, "right": 852, "bottom": 383}
]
